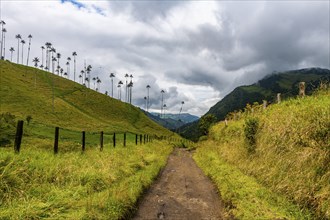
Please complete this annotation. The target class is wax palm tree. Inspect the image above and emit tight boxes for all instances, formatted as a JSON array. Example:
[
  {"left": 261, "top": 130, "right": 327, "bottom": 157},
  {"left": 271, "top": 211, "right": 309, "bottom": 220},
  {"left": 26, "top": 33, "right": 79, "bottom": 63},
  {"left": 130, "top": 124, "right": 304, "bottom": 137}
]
[
  {"left": 66, "top": 61, "right": 70, "bottom": 78},
  {"left": 92, "top": 77, "right": 96, "bottom": 90},
  {"left": 80, "top": 70, "right": 84, "bottom": 84},
  {"left": 109, "top": 73, "right": 115, "bottom": 97},
  {"left": 127, "top": 81, "right": 133, "bottom": 104},
  {"left": 86, "top": 65, "right": 92, "bottom": 88},
  {"left": 1, "top": 28, "right": 6, "bottom": 60},
  {"left": 124, "top": 73, "right": 129, "bottom": 102},
  {"left": 0, "top": 20, "right": 6, "bottom": 59},
  {"left": 26, "top": 34, "right": 32, "bottom": 66},
  {"left": 15, "top": 34, "right": 21, "bottom": 64},
  {"left": 97, "top": 78, "right": 101, "bottom": 91},
  {"left": 52, "top": 57, "right": 57, "bottom": 74},
  {"left": 64, "top": 72, "right": 68, "bottom": 78},
  {"left": 163, "top": 104, "right": 167, "bottom": 119},
  {"left": 79, "top": 74, "right": 82, "bottom": 84},
  {"left": 41, "top": 46, "right": 45, "bottom": 69},
  {"left": 45, "top": 42, "right": 52, "bottom": 70},
  {"left": 20, "top": 39, "right": 25, "bottom": 65},
  {"left": 56, "top": 53, "right": 61, "bottom": 75},
  {"left": 85, "top": 77, "right": 89, "bottom": 87},
  {"left": 179, "top": 101, "right": 185, "bottom": 121},
  {"left": 9, "top": 47, "right": 14, "bottom": 62},
  {"left": 67, "top": 57, "right": 71, "bottom": 77},
  {"left": 144, "top": 97, "right": 147, "bottom": 110},
  {"left": 160, "top": 90, "right": 165, "bottom": 118},
  {"left": 72, "top": 51, "right": 77, "bottom": 82},
  {"left": 118, "top": 81, "right": 123, "bottom": 100},
  {"left": 32, "top": 57, "right": 39, "bottom": 88},
  {"left": 146, "top": 85, "right": 151, "bottom": 112},
  {"left": 60, "top": 68, "right": 64, "bottom": 76}
]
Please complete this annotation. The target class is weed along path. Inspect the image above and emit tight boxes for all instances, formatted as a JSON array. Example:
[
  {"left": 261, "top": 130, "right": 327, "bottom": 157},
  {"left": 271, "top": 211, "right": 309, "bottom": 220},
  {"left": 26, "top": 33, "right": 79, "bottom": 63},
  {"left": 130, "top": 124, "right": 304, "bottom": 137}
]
[{"left": 133, "top": 148, "right": 225, "bottom": 220}]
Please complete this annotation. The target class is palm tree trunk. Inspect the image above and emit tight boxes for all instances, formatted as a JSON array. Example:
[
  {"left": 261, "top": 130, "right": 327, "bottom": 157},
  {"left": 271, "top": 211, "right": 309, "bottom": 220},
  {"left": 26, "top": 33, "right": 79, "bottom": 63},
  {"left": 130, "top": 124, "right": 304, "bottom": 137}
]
[
  {"left": 21, "top": 44, "right": 24, "bottom": 65},
  {"left": 10, "top": 51, "right": 13, "bottom": 61},
  {"left": 27, "top": 39, "right": 31, "bottom": 66},
  {"left": 3, "top": 32, "right": 6, "bottom": 60},
  {"left": 17, "top": 39, "right": 19, "bottom": 64}
]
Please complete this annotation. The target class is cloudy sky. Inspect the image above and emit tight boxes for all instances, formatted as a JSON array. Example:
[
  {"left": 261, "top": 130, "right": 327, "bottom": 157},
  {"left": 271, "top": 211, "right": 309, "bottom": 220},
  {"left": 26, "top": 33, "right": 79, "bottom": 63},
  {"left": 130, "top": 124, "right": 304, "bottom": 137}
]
[{"left": 1, "top": 0, "right": 329, "bottom": 116}]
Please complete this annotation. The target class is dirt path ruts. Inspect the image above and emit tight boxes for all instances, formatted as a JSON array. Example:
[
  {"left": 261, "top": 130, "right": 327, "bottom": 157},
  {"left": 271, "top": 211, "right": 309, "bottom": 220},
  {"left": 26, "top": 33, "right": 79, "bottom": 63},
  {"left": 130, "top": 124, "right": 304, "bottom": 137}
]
[{"left": 133, "top": 148, "right": 225, "bottom": 220}]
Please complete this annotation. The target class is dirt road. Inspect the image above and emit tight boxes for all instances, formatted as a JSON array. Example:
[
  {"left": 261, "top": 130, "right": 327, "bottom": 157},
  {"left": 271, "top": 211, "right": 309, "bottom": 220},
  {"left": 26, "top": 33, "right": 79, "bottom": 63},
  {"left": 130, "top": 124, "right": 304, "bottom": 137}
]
[{"left": 133, "top": 148, "right": 225, "bottom": 220}]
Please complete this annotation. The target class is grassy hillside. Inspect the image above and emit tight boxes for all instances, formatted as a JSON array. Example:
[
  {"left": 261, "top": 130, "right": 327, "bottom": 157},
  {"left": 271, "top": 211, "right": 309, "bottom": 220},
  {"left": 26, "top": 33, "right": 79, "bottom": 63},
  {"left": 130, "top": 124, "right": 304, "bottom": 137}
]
[
  {"left": 0, "top": 140, "right": 173, "bottom": 219},
  {"left": 0, "top": 60, "right": 174, "bottom": 137},
  {"left": 181, "top": 68, "right": 330, "bottom": 141},
  {"left": 194, "top": 89, "right": 330, "bottom": 219}
]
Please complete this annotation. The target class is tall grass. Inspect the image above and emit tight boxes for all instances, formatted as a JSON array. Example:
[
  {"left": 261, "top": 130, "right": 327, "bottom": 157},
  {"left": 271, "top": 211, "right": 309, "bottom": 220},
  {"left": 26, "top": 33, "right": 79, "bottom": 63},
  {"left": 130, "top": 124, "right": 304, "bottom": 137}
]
[
  {"left": 0, "top": 141, "right": 173, "bottom": 219},
  {"left": 195, "top": 89, "right": 330, "bottom": 219}
]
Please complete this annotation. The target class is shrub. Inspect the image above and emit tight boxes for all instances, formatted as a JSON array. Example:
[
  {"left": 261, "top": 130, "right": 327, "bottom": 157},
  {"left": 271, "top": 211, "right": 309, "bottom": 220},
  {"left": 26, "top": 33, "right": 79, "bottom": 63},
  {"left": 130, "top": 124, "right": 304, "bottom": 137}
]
[
  {"left": 0, "top": 113, "right": 16, "bottom": 147},
  {"left": 244, "top": 117, "right": 259, "bottom": 153}
]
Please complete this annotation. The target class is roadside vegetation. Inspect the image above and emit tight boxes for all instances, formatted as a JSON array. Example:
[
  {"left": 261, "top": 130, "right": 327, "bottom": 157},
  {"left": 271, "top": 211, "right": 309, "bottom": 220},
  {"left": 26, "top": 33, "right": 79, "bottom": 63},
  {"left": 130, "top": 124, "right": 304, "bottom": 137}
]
[
  {"left": 194, "top": 88, "right": 330, "bottom": 219},
  {"left": 0, "top": 141, "right": 173, "bottom": 219}
]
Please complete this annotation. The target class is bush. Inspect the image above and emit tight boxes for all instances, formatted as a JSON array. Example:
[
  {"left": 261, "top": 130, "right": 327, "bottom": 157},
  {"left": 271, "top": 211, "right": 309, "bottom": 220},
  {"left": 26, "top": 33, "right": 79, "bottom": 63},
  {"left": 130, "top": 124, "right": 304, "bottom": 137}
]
[
  {"left": 0, "top": 113, "right": 16, "bottom": 146},
  {"left": 244, "top": 117, "right": 259, "bottom": 153}
]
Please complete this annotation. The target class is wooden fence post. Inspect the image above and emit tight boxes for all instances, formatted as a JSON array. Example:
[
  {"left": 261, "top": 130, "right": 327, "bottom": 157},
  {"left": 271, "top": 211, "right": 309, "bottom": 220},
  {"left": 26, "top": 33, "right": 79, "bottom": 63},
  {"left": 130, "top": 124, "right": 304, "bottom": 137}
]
[
  {"left": 299, "top": 82, "right": 305, "bottom": 97},
  {"left": 123, "top": 133, "right": 126, "bottom": 147},
  {"left": 113, "top": 133, "right": 116, "bottom": 148},
  {"left": 277, "top": 93, "right": 281, "bottom": 104},
  {"left": 263, "top": 100, "right": 267, "bottom": 110},
  {"left": 54, "top": 127, "right": 59, "bottom": 154},
  {"left": 14, "top": 120, "right": 24, "bottom": 153},
  {"left": 82, "top": 131, "right": 85, "bottom": 152},
  {"left": 100, "top": 131, "right": 103, "bottom": 151},
  {"left": 140, "top": 134, "right": 142, "bottom": 145},
  {"left": 135, "top": 134, "right": 138, "bottom": 145}
]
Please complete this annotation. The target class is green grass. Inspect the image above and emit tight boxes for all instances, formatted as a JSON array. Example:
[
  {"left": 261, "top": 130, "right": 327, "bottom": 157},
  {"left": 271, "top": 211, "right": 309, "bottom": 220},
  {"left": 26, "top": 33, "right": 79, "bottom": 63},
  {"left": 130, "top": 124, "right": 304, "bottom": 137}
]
[
  {"left": 194, "top": 145, "right": 312, "bottom": 219},
  {"left": 194, "top": 89, "right": 330, "bottom": 219},
  {"left": 0, "top": 60, "right": 174, "bottom": 136},
  {"left": 0, "top": 141, "right": 173, "bottom": 219}
]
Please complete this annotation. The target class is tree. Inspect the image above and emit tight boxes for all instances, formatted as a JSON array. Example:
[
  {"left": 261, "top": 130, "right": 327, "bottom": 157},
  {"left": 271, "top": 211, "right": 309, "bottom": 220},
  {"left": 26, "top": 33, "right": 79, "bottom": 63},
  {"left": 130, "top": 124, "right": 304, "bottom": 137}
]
[
  {"left": 1, "top": 28, "right": 6, "bottom": 60},
  {"left": 72, "top": 51, "right": 77, "bottom": 82},
  {"left": 41, "top": 46, "right": 45, "bottom": 69},
  {"left": 86, "top": 65, "right": 92, "bottom": 88},
  {"left": 118, "top": 80, "right": 123, "bottom": 100},
  {"left": 0, "top": 20, "right": 6, "bottom": 59},
  {"left": 92, "top": 77, "right": 96, "bottom": 90},
  {"left": 163, "top": 104, "right": 167, "bottom": 119},
  {"left": 146, "top": 85, "right": 151, "bottom": 112},
  {"left": 20, "top": 39, "right": 25, "bottom": 64},
  {"left": 127, "top": 81, "right": 133, "bottom": 104},
  {"left": 124, "top": 73, "right": 129, "bottom": 102},
  {"left": 198, "top": 114, "right": 217, "bottom": 135},
  {"left": 15, "top": 34, "right": 21, "bottom": 64},
  {"left": 144, "top": 96, "right": 147, "bottom": 110},
  {"left": 32, "top": 57, "right": 39, "bottom": 67},
  {"left": 179, "top": 101, "right": 185, "bottom": 121},
  {"left": 66, "top": 57, "right": 71, "bottom": 78},
  {"left": 79, "top": 70, "right": 84, "bottom": 84},
  {"left": 9, "top": 47, "right": 14, "bottom": 62},
  {"left": 56, "top": 53, "right": 61, "bottom": 75},
  {"left": 32, "top": 57, "right": 40, "bottom": 88},
  {"left": 97, "top": 78, "right": 101, "bottom": 91},
  {"left": 160, "top": 90, "right": 165, "bottom": 118},
  {"left": 50, "top": 47, "right": 56, "bottom": 73},
  {"left": 109, "top": 73, "right": 115, "bottom": 97},
  {"left": 26, "top": 34, "right": 32, "bottom": 66},
  {"left": 45, "top": 42, "right": 52, "bottom": 70},
  {"left": 52, "top": 57, "right": 57, "bottom": 74}
]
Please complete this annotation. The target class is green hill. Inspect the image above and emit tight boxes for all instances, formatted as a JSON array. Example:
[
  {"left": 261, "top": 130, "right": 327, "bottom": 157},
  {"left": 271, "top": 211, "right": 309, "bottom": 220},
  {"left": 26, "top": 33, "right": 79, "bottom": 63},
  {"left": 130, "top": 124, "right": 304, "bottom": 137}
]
[
  {"left": 0, "top": 60, "right": 173, "bottom": 138},
  {"left": 181, "top": 68, "right": 330, "bottom": 141},
  {"left": 194, "top": 89, "right": 330, "bottom": 219}
]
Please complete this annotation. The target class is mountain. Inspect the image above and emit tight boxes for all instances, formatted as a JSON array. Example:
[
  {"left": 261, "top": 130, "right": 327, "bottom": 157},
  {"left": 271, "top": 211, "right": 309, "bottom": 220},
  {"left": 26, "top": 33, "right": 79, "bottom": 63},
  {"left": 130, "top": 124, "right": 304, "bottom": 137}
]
[
  {"left": 143, "top": 112, "right": 199, "bottom": 131},
  {"left": 0, "top": 60, "right": 174, "bottom": 137},
  {"left": 180, "top": 68, "right": 330, "bottom": 141}
]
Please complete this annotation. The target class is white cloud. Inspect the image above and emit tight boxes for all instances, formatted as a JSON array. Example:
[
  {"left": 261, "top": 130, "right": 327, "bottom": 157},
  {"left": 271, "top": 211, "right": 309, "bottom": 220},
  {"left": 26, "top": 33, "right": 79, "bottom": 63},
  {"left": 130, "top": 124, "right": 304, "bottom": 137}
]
[{"left": 1, "top": 0, "right": 329, "bottom": 117}]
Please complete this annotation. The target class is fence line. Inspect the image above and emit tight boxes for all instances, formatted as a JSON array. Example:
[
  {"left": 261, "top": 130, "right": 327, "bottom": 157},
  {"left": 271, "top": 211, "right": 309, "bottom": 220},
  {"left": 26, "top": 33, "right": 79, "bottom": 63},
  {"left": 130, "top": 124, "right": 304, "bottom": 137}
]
[{"left": 12, "top": 122, "right": 190, "bottom": 154}]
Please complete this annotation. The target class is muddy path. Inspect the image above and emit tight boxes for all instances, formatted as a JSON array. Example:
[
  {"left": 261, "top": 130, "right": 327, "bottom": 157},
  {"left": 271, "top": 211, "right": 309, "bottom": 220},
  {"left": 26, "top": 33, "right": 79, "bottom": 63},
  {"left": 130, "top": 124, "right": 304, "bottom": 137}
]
[{"left": 133, "top": 148, "right": 225, "bottom": 220}]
